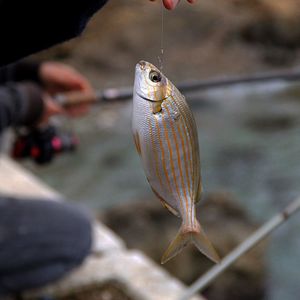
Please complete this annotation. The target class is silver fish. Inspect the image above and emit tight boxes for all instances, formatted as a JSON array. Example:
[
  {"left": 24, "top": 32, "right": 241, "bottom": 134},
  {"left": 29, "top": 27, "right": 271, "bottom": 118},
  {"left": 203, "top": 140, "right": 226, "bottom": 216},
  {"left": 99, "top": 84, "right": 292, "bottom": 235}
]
[{"left": 132, "top": 61, "right": 220, "bottom": 264}]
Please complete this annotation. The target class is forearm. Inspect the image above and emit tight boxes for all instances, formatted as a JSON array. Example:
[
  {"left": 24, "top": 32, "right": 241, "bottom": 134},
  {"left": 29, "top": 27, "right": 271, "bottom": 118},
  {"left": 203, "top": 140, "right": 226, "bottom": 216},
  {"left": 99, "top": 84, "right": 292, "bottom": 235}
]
[
  {"left": 0, "top": 0, "right": 108, "bottom": 66},
  {"left": 0, "top": 82, "right": 44, "bottom": 132},
  {"left": 0, "top": 196, "right": 92, "bottom": 296}
]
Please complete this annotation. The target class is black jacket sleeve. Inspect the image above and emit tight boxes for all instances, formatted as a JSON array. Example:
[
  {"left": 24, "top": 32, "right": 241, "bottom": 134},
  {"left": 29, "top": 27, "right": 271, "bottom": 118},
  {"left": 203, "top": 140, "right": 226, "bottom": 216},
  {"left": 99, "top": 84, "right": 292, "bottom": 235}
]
[
  {"left": 0, "top": 82, "right": 44, "bottom": 132},
  {"left": 0, "top": 62, "right": 41, "bottom": 85},
  {"left": 0, "top": 0, "right": 108, "bottom": 66}
]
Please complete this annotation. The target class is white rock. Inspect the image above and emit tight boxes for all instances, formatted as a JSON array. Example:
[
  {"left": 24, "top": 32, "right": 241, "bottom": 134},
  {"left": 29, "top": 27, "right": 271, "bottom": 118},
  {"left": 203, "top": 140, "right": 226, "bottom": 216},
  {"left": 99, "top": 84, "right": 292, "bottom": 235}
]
[{"left": 25, "top": 250, "right": 204, "bottom": 300}]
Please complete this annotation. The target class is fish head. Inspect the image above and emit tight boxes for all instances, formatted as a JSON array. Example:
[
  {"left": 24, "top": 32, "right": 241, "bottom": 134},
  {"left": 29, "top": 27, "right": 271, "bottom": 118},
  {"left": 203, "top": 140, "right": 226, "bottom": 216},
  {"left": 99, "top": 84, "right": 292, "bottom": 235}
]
[{"left": 134, "top": 61, "right": 172, "bottom": 103}]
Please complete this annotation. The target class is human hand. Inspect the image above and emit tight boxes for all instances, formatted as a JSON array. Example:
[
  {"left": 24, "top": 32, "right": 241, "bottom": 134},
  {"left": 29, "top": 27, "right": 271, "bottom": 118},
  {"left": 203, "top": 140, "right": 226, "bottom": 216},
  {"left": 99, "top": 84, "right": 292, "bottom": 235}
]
[
  {"left": 39, "top": 62, "right": 94, "bottom": 117},
  {"left": 150, "top": 0, "right": 196, "bottom": 10},
  {"left": 38, "top": 93, "right": 63, "bottom": 125}
]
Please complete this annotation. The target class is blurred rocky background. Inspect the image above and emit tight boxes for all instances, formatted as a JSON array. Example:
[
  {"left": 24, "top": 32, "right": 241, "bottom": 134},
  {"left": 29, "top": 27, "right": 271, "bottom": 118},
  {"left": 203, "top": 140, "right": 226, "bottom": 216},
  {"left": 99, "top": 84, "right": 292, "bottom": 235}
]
[
  {"left": 33, "top": 0, "right": 300, "bottom": 84},
  {"left": 100, "top": 192, "right": 266, "bottom": 300}
]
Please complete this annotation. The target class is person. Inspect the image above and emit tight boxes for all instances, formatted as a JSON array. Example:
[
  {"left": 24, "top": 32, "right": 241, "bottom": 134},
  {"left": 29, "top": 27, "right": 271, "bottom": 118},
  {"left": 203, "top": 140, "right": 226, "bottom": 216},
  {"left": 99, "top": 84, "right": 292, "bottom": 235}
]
[
  {"left": 0, "top": 0, "right": 196, "bottom": 296},
  {"left": 153, "top": 0, "right": 195, "bottom": 10},
  {"left": 0, "top": 60, "right": 94, "bottom": 296}
]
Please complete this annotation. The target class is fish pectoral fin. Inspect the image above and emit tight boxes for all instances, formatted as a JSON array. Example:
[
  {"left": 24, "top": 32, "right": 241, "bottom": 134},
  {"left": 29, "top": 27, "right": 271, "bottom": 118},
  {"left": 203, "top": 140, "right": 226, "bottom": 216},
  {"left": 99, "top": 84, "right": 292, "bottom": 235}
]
[
  {"left": 161, "top": 222, "right": 220, "bottom": 264},
  {"left": 133, "top": 132, "right": 142, "bottom": 155},
  {"left": 151, "top": 101, "right": 163, "bottom": 114},
  {"left": 150, "top": 187, "right": 180, "bottom": 217}
]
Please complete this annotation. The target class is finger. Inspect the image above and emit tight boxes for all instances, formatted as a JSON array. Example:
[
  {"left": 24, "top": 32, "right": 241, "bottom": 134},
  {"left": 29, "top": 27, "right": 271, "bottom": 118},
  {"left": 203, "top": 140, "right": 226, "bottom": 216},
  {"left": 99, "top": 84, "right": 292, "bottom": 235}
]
[
  {"left": 47, "top": 77, "right": 92, "bottom": 95},
  {"left": 52, "top": 71, "right": 91, "bottom": 92},
  {"left": 57, "top": 68, "right": 92, "bottom": 92},
  {"left": 45, "top": 97, "right": 64, "bottom": 116},
  {"left": 163, "top": 0, "right": 179, "bottom": 9},
  {"left": 40, "top": 62, "right": 93, "bottom": 94},
  {"left": 162, "top": 0, "right": 195, "bottom": 9},
  {"left": 39, "top": 95, "right": 65, "bottom": 125},
  {"left": 75, "top": 77, "right": 93, "bottom": 93}
]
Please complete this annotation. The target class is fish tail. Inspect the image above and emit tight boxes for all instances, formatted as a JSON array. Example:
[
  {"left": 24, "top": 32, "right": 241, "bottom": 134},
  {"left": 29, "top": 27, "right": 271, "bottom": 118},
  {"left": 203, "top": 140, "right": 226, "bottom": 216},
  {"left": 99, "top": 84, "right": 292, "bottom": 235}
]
[{"left": 161, "top": 221, "right": 220, "bottom": 264}]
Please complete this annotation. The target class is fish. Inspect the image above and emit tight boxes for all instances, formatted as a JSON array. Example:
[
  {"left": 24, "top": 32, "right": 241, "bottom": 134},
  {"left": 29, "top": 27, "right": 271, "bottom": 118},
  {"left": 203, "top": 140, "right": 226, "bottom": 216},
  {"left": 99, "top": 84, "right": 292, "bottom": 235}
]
[{"left": 132, "top": 60, "right": 220, "bottom": 264}]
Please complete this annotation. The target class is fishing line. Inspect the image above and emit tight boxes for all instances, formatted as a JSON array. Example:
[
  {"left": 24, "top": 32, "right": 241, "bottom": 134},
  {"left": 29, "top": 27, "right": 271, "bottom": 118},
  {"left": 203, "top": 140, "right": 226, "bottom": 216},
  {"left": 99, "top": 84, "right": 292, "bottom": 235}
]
[{"left": 158, "top": 1, "right": 164, "bottom": 71}]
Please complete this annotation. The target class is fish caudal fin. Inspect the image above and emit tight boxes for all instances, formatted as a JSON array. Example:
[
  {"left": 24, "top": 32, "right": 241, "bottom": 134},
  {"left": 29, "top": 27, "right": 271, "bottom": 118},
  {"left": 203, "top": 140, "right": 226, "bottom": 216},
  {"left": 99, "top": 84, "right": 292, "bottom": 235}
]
[
  {"left": 191, "top": 227, "right": 220, "bottom": 263},
  {"left": 161, "top": 223, "right": 220, "bottom": 264}
]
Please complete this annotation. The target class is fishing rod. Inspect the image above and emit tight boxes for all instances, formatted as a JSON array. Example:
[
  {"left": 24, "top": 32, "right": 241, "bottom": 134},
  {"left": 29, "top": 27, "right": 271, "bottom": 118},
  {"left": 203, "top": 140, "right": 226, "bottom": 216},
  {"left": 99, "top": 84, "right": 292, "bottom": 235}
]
[
  {"left": 178, "top": 195, "right": 300, "bottom": 300},
  {"left": 55, "top": 67, "right": 300, "bottom": 107}
]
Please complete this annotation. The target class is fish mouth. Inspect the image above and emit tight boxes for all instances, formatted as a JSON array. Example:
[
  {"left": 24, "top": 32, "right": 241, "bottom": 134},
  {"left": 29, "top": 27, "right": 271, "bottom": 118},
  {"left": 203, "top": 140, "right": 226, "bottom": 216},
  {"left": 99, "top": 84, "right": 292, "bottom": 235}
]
[
  {"left": 137, "top": 60, "right": 158, "bottom": 72},
  {"left": 138, "top": 60, "right": 147, "bottom": 70}
]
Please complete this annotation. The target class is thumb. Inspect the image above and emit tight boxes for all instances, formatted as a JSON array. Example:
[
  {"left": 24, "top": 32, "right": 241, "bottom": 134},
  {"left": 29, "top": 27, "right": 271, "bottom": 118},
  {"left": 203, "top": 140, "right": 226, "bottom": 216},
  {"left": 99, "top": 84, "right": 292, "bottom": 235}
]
[
  {"left": 163, "top": 0, "right": 180, "bottom": 9},
  {"left": 39, "top": 94, "right": 65, "bottom": 125},
  {"left": 44, "top": 94, "right": 64, "bottom": 115}
]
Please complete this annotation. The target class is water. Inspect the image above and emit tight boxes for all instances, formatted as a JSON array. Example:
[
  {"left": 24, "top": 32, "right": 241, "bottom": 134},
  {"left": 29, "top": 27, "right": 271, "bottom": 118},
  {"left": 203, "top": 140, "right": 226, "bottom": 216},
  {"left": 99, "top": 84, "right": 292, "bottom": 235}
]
[{"left": 25, "top": 81, "right": 300, "bottom": 300}]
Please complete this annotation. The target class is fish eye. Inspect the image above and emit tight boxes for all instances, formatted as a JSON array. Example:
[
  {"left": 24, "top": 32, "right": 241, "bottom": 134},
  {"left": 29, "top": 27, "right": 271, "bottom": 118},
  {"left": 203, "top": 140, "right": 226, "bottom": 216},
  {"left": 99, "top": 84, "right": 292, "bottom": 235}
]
[{"left": 149, "top": 70, "right": 161, "bottom": 83}]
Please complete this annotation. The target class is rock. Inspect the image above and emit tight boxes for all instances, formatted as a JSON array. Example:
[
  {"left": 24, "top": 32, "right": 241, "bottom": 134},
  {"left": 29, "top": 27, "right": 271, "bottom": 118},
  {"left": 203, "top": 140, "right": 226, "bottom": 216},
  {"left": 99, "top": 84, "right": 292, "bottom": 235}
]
[
  {"left": 99, "top": 192, "right": 266, "bottom": 300},
  {"left": 245, "top": 113, "right": 297, "bottom": 133},
  {"left": 239, "top": 0, "right": 300, "bottom": 49},
  {"left": 25, "top": 252, "right": 203, "bottom": 300},
  {"left": 58, "top": 283, "right": 132, "bottom": 300}
]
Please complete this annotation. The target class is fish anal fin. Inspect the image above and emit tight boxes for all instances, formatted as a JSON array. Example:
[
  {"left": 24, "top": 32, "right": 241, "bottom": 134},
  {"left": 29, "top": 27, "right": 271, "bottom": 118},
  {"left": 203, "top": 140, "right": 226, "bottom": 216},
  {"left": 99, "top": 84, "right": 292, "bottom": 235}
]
[
  {"left": 161, "top": 221, "right": 220, "bottom": 264},
  {"left": 194, "top": 179, "right": 203, "bottom": 204},
  {"left": 151, "top": 187, "right": 180, "bottom": 217},
  {"left": 162, "top": 201, "right": 180, "bottom": 217}
]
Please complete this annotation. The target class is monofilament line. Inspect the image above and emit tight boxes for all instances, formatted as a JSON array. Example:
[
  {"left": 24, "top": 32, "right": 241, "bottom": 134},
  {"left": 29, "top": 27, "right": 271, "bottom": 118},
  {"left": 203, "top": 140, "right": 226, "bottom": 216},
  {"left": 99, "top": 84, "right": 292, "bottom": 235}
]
[
  {"left": 158, "top": 1, "right": 164, "bottom": 71},
  {"left": 179, "top": 195, "right": 300, "bottom": 300}
]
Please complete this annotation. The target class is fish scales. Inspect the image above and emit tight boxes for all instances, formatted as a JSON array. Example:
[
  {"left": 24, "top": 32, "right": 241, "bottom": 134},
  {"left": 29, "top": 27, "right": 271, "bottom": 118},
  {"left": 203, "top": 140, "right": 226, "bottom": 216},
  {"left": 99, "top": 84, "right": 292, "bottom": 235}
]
[
  {"left": 132, "top": 60, "right": 220, "bottom": 264},
  {"left": 137, "top": 94, "right": 191, "bottom": 216}
]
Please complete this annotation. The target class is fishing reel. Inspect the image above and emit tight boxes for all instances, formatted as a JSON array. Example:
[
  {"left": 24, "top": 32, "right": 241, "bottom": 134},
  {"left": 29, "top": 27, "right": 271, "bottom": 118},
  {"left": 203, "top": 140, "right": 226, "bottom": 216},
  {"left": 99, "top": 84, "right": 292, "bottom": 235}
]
[{"left": 12, "top": 125, "right": 79, "bottom": 165}]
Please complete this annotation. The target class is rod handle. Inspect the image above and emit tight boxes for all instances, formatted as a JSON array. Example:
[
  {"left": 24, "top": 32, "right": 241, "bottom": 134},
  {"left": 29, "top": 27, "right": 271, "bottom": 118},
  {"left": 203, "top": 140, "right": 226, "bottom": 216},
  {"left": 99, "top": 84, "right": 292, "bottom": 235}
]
[{"left": 55, "top": 91, "right": 98, "bottom": 107}]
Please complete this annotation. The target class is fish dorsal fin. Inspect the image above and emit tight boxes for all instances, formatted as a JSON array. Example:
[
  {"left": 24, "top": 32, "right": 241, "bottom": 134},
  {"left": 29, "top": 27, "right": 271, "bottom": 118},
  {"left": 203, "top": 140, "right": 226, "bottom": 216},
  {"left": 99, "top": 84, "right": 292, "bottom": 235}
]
[{"left": 151, "top": 186, "right": 180, "bottom": 217}]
